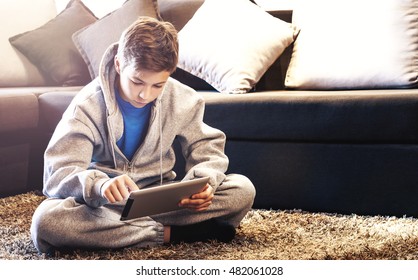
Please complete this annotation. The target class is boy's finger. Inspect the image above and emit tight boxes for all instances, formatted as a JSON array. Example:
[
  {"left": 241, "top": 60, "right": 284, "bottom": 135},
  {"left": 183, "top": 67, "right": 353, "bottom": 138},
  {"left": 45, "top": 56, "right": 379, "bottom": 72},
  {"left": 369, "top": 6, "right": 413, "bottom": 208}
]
[
  {"left": 111, "top": 188, "right": 124, "bottom": 202},
  {"left": 104, "top": 190, "right": 116, "bottom": 203},
  {"left": 190, "top": 184, "right": 212, "bottom": 198},
  {"left": 194, "top": 201, "right": 212, "bottom": 211},
  {"left": 124, "top": 178, "right": 139, "bottom": 192},
  {"left": 117, "top": 184, "right": 130, "bottom": 199}
]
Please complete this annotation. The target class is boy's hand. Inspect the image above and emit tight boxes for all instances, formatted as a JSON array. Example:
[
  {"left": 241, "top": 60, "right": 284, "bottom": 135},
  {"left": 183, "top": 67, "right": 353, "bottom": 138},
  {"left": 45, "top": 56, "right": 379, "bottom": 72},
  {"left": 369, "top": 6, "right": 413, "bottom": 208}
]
[
  {"left": 179, "top": 183, "right": 214, "bottom": 212},
  {"left": 101, "top": 175, "right": 139, "bottom": 203}
]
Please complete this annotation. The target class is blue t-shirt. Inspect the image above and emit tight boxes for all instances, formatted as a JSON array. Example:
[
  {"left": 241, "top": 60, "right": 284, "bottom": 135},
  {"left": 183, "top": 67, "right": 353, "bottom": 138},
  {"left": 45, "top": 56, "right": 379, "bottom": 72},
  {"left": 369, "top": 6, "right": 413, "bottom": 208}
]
[{"left": 115, "top": 88, "right": 152, "bottom": 161}]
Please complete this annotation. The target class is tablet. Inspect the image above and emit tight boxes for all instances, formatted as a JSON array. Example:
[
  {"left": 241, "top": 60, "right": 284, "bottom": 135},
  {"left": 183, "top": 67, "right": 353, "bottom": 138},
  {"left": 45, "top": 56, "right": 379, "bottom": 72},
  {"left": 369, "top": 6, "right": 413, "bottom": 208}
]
[{"left": 120, "top": 177, "right": 210, "bottom": 220}]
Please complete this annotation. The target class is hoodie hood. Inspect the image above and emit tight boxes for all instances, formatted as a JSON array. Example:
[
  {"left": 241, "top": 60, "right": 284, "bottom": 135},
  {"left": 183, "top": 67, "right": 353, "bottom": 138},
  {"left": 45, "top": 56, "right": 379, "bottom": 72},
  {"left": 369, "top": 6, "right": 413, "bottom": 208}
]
[{"left": 98, "top": 43, "right": 165, "bottom": 117}]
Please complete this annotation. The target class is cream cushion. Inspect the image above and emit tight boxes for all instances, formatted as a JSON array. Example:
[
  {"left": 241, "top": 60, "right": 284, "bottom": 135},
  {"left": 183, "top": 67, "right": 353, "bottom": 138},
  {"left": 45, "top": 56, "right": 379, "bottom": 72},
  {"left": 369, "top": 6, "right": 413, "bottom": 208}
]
[
  {"left": 177, "top": 0, "right": 298, "bottom": 93},
  {"left": 285, "top": 0, "right": 418, "bottom": 90}
]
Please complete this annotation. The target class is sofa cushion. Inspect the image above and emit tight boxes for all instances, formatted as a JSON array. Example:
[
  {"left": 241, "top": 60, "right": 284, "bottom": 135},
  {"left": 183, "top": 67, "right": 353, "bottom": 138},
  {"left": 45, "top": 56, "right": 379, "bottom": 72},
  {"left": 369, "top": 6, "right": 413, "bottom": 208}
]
[
  {"left": 200, "top": 89, "right": 418, "bottom": 143},
  {"left": 72, "top": 0, "right": 161, "bottom": 79},
  {"left": 38, "top": 91, "right": 79, "bottom": 132},
  {"left": 0, "top": 86, "right": 83, "bottom": 132},
  {"left": 0, "top": 92, "right": 38, "bottom": 133},
  {"left": 0, "top": 0, "right": 56, "bottom": 87},
  {"left": 285, "top": 0, "right": 418, "bottom": 90},
  {"left": 9, "top": 0, "right": 96, "bottom": 86},
  {"left": 36, "top": 87, "right": 418, "bottom": 144},
  {"left": 177, "top": 0, "right": 298, "bottom": 93}
]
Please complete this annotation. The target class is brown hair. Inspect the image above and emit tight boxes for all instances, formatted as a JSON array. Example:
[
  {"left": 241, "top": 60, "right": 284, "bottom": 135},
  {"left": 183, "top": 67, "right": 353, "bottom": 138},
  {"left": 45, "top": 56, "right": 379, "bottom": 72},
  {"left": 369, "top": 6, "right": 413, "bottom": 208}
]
[{"left": 117, "top": 16, "right": 179, "bottom": 73}]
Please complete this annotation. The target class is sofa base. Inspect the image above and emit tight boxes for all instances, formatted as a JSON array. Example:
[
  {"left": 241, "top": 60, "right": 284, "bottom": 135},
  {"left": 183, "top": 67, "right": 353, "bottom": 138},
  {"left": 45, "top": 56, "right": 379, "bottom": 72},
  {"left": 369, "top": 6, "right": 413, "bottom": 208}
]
[
  {"left": 224, "top": 140, "right": 418, "bottom": 217},
  {"left": 0, "top": 129, "right": 36, "bottom": 198}
]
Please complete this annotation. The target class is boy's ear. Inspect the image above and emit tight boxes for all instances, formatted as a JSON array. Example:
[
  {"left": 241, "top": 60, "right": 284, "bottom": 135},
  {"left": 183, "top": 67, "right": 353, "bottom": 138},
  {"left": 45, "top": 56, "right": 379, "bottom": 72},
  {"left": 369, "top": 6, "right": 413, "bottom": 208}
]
[{"left": 114, "top": 56, "right": 121, "bottom": 74}]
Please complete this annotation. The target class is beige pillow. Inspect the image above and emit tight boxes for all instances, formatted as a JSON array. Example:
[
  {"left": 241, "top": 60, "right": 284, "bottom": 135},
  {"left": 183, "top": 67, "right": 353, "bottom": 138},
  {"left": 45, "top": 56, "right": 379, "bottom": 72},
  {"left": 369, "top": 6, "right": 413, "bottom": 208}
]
[
  {"left": 72, "top": 0, "right": 160, "bottom": 79},
  {"left": 0, "top": 0, "right": 56, "bottom": 86},
  {"left": 9, "top": 0, "right": 96, "bottom": 86},
  {"left": 55, "top": 0, "right": 126, "bottom": 18},
  {"left": 285, "top": 0, "right": 418, "bottom": 90},
  {"left": 177, "top": 0, "right": 299, "bottom": 93}
]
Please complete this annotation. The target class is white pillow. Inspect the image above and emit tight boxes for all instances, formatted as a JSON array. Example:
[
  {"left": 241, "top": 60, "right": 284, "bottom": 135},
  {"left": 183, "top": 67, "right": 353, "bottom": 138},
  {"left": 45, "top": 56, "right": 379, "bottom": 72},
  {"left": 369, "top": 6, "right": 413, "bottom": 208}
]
[
  {"left": 177, "top": 0, "right": 298, "bottom": 94},
  {"left": 0, "top": 0, "right": 56, "bottom": 86},
  {"left": 285, "top": 0, "right": 418, "bottom": 90},
  {"left": 55, "top": 0, "right": 126, "bottom": 18}
]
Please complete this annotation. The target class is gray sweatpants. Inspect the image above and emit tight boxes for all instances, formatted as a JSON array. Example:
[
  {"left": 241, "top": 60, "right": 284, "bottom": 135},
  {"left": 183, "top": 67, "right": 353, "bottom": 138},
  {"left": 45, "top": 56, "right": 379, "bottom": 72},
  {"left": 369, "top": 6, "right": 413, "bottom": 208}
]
[{"left": 31, "top": 174, "right": 255, "bottom": 253}]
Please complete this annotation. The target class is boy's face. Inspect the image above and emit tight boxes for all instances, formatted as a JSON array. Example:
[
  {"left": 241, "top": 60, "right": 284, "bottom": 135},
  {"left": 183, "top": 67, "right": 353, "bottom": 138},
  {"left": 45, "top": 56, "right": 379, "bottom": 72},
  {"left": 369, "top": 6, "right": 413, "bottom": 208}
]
[{"left": 115, "top": 57, "right": 170, "bottom": 108}]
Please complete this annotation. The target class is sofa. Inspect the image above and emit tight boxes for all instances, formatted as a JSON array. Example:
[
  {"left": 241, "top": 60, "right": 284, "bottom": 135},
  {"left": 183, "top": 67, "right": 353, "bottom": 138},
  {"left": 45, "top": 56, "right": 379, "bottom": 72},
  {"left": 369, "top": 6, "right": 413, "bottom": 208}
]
[{"left": 1, "top": 0, "right": 418, "bottom": 218}]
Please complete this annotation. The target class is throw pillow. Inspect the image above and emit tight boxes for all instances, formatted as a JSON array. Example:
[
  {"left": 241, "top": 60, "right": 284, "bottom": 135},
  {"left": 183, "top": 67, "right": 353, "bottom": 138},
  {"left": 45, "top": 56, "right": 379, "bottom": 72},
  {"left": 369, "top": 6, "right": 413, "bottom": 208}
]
[
  {"left": 285, "top": 0, "right": 418, "bottom": 90},
  {"left": 158, "top": 0, "right": 205, "bottom": 32},
  {"left": 0, "top": 0, "right": 56, "bottom": 87},
  {"left": 72, "top": 0, "right": 161, "bottom": 79},
  {"left": 9, "top": 0, "right": 96, "bottom": 86},
  {"left": 177, "top": 0, "right": 299, "bottom": 94},
  {"left": 55, "top": 0, "right": 126, "bottom": 18}
]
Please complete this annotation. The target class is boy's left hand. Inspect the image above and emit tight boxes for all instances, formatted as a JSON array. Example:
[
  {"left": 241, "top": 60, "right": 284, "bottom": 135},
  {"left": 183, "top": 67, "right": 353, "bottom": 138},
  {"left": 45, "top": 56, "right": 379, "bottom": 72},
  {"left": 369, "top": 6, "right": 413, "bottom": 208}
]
[{"left": 178, "top": 183, "right": 214, "bottom": 212}]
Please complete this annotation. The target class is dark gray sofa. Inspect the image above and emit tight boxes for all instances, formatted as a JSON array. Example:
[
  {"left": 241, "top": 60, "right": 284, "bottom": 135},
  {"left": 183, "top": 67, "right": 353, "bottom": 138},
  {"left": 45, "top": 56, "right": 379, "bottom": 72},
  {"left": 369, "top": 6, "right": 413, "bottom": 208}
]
[{"left": 2, "top": 0, "right": 418, "bottom": 218}]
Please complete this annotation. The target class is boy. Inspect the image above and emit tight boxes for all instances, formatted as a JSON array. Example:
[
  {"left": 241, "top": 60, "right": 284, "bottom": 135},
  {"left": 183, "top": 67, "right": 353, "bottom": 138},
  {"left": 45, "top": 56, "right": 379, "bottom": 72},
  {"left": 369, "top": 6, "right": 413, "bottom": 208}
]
[{"left": 30, "top": 17, "right": 255, "bottom": 253}]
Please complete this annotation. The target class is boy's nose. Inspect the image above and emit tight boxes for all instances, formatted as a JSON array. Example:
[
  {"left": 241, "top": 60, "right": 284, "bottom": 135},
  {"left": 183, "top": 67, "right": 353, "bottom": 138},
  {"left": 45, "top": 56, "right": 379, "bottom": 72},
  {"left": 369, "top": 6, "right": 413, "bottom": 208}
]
[{"left": 139, "top": 86, "right": 152, "bottom": 100}]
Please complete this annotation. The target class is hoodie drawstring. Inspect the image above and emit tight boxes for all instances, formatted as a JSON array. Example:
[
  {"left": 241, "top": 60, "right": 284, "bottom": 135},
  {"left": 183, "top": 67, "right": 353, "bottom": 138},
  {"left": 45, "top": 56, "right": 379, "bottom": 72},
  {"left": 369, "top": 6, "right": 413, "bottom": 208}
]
[{"left": 159, "top": 99, "right": 163, "bottom": 186}]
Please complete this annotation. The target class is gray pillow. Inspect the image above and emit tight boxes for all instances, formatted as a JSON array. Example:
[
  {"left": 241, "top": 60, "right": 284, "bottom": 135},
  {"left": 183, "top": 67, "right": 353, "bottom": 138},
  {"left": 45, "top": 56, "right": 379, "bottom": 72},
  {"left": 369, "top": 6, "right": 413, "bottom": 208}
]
[
  {"left": 158, "top": 0, "right": 204, "bottom": 32},
  {"left": 9, "top": 0, "right": 96, "bottom": 86},
  {"left": 72, "top": 0, "right": 161, "bottom": 79}
]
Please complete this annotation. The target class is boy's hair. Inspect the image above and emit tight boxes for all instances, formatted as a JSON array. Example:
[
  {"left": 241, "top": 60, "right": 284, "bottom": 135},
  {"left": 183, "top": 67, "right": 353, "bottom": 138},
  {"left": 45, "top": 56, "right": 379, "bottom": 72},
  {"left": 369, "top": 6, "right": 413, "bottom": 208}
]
[{"left": 117, "top": 16, "right": 179, "bottom": 73}]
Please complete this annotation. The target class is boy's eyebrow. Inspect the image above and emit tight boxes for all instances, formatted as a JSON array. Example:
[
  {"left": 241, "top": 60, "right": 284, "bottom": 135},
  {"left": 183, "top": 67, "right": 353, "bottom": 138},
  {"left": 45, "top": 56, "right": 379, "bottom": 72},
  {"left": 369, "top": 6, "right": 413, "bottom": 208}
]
[{"left": 132, "top": 77, "right": 167, "bottom": 85}]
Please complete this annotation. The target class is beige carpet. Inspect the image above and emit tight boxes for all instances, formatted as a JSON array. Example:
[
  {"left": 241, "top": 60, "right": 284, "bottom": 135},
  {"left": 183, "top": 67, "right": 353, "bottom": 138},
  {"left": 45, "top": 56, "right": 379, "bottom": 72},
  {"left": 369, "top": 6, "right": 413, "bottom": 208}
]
[{"left": 1, "top": 191, "right": 418, "bottom": 260}]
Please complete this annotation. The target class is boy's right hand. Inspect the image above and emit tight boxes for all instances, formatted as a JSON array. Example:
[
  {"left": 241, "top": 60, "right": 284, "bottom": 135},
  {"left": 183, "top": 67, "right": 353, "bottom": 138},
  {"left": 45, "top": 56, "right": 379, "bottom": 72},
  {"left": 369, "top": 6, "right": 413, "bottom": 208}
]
[{"left": 101, "top": 174, "right": 139, "bottom": 203}]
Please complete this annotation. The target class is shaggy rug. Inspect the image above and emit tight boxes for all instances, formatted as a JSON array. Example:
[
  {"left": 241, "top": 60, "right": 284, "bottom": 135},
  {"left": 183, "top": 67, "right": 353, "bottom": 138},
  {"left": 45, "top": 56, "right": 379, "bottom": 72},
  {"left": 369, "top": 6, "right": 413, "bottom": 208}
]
[{"left": 1, "top": 191, "right": 418, "bottom": 260}]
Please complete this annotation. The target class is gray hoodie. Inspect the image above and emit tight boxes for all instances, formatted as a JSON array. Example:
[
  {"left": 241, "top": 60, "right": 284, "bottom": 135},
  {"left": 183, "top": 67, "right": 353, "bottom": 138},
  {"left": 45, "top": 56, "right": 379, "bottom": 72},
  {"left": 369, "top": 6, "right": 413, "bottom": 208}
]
[{"left": 43, "top": 44, "right": 228, "bottom": 208}]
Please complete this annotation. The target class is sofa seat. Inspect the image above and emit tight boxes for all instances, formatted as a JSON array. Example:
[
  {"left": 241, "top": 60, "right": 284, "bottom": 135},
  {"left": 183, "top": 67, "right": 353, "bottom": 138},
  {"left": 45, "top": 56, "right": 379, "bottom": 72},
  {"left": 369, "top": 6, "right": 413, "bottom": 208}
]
[
  {"left": 39, "top": 88, "right": 418, "bottom": 144},
  {"left": 200, "top": 89, "right": 418, "bottom": 143}
]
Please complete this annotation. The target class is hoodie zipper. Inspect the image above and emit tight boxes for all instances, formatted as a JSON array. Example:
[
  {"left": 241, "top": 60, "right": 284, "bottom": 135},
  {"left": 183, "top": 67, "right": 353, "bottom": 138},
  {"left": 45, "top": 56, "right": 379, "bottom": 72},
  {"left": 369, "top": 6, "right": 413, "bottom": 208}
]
[
  {"left": 126, "top": 161, "right": 133, "bottom": 175},
  {"left": 121, "top": 104, "right": 158, "bottom": 178},
  {"left": 106, "top": 110, "right": 118, "bottom": 169}
]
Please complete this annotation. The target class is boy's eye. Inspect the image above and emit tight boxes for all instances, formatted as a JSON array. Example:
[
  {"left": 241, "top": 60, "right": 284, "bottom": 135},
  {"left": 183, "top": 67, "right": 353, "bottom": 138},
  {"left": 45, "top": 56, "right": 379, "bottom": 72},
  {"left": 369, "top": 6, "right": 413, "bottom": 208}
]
[{"left": 131, "top": 80, "right": 143, "bottom": 85}]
